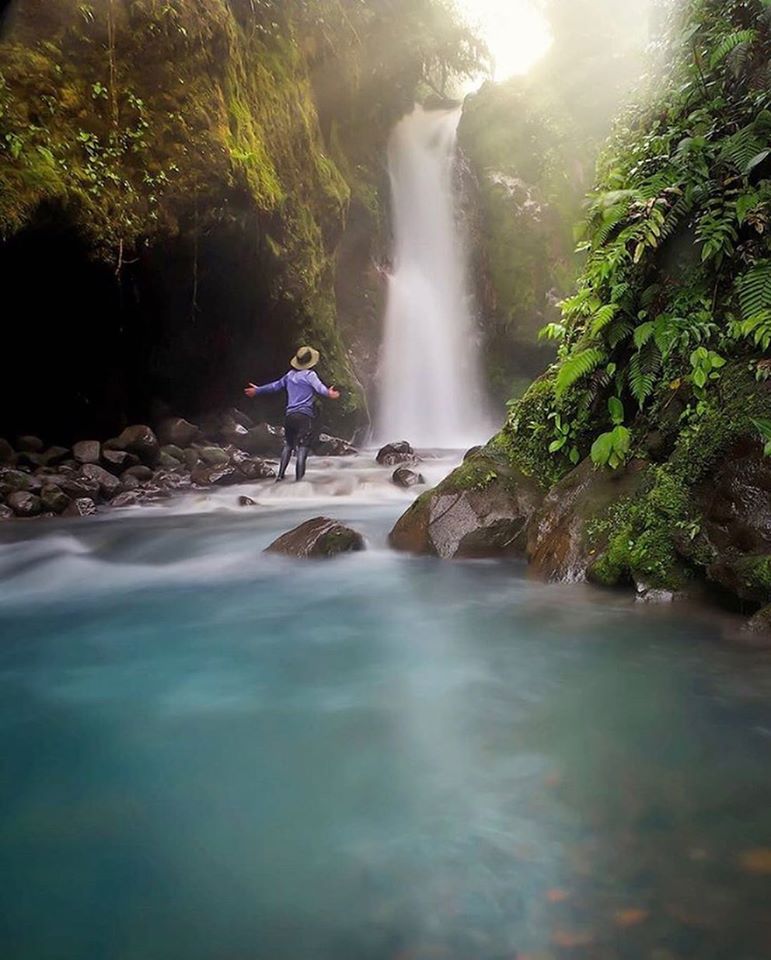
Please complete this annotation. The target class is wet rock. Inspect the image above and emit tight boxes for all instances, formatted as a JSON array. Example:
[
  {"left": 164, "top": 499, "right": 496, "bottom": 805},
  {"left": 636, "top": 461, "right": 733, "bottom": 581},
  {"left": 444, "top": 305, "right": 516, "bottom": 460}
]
[
  {"left": 122, "top": 464, "right": 154, "bottom": 483},
  {"left": 111, "top": 491, "right": 142, "bottom": 508},
  {"left": 152, "top": 470, "right": 191, "bottom": 490},
  {"left": 158, "top": 451, "right": 184, "bottom": 470},
  {"left": 72, "top": 440, "right": 101, "bottom": 464},
  {"left": 16, "top": 452, "right": 46, "bottom": 469},
  {"left": 7, "top": 490, "right": 42, "bottom": 517},
  {"left": 740, "top": 605, "right": 771, "bottom": 647},
  {"left": 529, "top": 458, "right": 650, "bottom": 582},
  {"left": 219, "top": 416, "right": 251, "bottom": 449},
  {"left": 377, "top": 441, "right": 419, "bottom": 466},
  {"left": 59, "top": 475, "right": 101, "bottom": 500},
  {"left": 390, "top": 451, "right": 543, "bottom": 559},
  {"left": 63, "top": 497, "right": 97, "bottom": 517},
  {"left": 199, "top": 446, "right": 230, "bottom": 466},
  {"left": 191, "top": 463, "right": 242, "bottom": 486},
  {"left": 464, "top": 446, "right": 483, "bottom": 461},
  {"left": 81, "top": 463, "right": 121, "bottom": 499},
  {"left": 41, "top": 446, "right": 71, "bottom": 467},
  {"left": 157, "top": 416, "right": 201, "bottom": 448},
  {"left": 181, "top": 448, "right": 200, "bottom": 471},
  {"left": 160, "top": 444, "right": 185, "bottom": 462},
  {"left": 240, "top": 422, "right": 284, "bottom": 457},
  {"left": 119, "top": 474, "right": 141, "bottom": 492},
  {"left": 40, "top": 484, "right": 71, "bottom": 514},
  {"left": 102, "top": 449, "right": 138, "bottom": 473},
  {"left": 315, "top": 433, "right": 357, "bottom": 457},
  {"left": 0, "top": 503, "right": 14, "bottom": 520},
  {"left": 238, "top": 495, "right": 257, "bottom": 507},
  {"left": 0, "top": 467, "right": 35, "bottom": 495},
  {"left": 392, "top": 467, "right": 425, "bottom": 488},
  {"left": 266, "top": 517, "right": 365, "bottom": 558},
  {"left": 136, "top": 485, "right": 171, "bottom": 502},
  {"left": 0, "top": 438, "right": 14, "bottom": 463},
  {"left": 684, "top": 439, "right": 771, "bottom": 604},
  {"left": 108, "top": 425, "right": 161, "bottom": 466},
  {"left": 231, "top": 451, "right": 275, "bottom": 480},
  {"left": 16, "top": 435, "right": 44, "bottom": 453}
]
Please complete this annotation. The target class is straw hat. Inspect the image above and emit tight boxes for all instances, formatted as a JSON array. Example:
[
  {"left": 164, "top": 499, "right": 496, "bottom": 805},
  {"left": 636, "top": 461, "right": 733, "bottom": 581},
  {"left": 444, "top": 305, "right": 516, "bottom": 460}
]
[{"left": 290, "top": 346, "right": 320, "bottom": 370}]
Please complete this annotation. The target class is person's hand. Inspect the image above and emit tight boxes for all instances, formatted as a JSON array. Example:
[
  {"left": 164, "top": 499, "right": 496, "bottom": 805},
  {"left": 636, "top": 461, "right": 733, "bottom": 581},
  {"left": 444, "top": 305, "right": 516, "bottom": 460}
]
[
  {"left": 328, "top": 387, "right": 341, "bottom": 400},
  {"left": 244, "top": 383, "right": 258, "bottom": 398}
]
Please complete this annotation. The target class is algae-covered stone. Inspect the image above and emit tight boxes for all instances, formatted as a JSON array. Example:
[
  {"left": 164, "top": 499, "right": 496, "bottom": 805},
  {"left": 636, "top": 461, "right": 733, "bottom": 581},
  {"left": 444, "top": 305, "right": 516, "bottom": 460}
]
[
  {"left": 7, "top": 490, "right": 41, "bottom": 517},
  {"left": 390, "top": 450, "right": 543, "bottom": 559},
  {"left": 266, "top": 517, "right": 365, "bottom": 558}
]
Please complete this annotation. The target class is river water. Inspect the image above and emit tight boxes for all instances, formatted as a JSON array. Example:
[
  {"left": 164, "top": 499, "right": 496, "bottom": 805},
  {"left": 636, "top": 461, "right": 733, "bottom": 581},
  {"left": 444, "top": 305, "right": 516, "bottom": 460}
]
[{"left": 1, "top": 453, "right": 770, "bottom": 960}]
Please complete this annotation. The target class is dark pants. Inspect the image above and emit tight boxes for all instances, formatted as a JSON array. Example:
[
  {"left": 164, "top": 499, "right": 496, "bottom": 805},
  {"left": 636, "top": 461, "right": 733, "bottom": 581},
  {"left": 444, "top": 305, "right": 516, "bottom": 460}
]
[
  {"left": 284, "top": 412, "right": 313, "bottom": 450},
  {"left": 279, "top": 412, "right": 314, "bottom": 480}
]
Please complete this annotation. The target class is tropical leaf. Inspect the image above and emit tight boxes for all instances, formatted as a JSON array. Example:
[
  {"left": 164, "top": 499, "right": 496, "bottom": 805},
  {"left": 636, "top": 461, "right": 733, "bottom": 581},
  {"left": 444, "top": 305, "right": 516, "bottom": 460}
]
[
  {"left": 555, "top": 347, "right": 606, "bottom": 397},
  {"left": 738, "top": 262, "right": 771, "bottom": 320},
  {"left": 709, "top": 29, "right": 757, "bottom": 69},
  {"left": 591, "top": 303, "right": 619, "bottom": 336},
  {"left": 628, "top": 342, "right": 662, "bottom": 408}
]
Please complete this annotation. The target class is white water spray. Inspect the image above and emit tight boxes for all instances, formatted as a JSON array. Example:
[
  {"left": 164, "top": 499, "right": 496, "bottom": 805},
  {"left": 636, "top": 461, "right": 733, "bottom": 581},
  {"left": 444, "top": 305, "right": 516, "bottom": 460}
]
[{"left": 375, "top": 105, "right": 491, "bottom": 448}]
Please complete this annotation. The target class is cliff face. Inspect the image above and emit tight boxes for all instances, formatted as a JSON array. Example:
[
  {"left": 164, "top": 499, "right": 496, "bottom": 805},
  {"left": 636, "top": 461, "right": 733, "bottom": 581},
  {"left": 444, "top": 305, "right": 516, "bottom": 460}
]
[{"left": 0, "top": 0, "right": 477, "bottom": 442}]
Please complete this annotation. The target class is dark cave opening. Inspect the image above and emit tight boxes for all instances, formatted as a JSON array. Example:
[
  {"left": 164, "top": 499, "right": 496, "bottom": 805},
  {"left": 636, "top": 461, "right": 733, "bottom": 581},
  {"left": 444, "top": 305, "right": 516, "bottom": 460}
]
[{"left": 0, "top": 205, "right": 299, "bottom": 446}]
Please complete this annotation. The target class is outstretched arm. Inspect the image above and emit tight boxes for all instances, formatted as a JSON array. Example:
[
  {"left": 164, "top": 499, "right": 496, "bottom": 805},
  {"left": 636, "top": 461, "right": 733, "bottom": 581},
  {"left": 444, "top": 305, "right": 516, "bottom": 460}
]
[
  {"left": 308, "top": 371, "right": 340, "bottom": 400},
  {"left": 244, "top": 375, "right": 287, "bottom": 398}
]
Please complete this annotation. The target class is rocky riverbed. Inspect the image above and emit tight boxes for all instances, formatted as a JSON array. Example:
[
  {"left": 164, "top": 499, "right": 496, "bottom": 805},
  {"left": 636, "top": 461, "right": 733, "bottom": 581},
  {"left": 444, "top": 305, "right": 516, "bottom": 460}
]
[{"left": 0, "top": 410, "right": 358, "bottom": 522}]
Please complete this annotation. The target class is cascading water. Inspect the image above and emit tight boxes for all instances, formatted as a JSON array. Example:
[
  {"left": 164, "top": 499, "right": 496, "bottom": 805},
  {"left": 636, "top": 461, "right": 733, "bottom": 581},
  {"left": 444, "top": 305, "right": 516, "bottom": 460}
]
[{"left": 376, "top": 105, "right": 491, "bottom": 448}]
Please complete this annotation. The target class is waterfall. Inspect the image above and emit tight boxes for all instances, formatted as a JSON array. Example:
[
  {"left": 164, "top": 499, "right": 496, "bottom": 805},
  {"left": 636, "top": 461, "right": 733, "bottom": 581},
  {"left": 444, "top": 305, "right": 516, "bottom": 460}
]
[{"left": 375, "top": 104, "right": 490, "bottom": 449}]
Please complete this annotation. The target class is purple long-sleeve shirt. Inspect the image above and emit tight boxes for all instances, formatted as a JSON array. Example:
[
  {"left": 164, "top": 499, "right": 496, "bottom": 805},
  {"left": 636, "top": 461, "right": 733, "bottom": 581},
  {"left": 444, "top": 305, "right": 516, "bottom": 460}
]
[{"left": 252, "top": 369, "right": 330, "bottom": 417}]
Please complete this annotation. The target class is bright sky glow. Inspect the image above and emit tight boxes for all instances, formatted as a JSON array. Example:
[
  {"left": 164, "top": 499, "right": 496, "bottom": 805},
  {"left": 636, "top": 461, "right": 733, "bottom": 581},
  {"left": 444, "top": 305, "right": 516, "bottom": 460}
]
[{"left": 456, "top": 0, "right": 553, "bottom": 82}]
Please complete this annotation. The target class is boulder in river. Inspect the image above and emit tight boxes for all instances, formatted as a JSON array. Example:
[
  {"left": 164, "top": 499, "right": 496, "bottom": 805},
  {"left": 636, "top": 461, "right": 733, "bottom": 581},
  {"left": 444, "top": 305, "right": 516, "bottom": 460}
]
[
  {"left": 392, "top": 467, "right": 425, "bottom": 488},
  {"left": 191, "top": 463, "right": 242, "bottom": 486},
  {"left": 390, "top": 450, "right": 542, "bottom": 559},
  {"left": 157, "top": 416, "right": 201, "bottom": 448},
  {"left": 0, "top": 503, "right": 14, "bottom": 520},
  {"left": 377, "top": 441, "right": 419, "bottom": 466},
  {"left": 240, "top": 422, "right": 284, "bottom": 457},
  {"left": 63, "top": 497, "right": 97, "bottom": 517},
  {"left": 72, "top": 440, "right": 101, "bottom": 464},
  {"left": 198, "top": 446, "right": 230, "bottom": 466},
  {"left": 102, "top": 449, "right": 138, "bottom": 473},
  {"left": 59, "top": 475, "right": 101, "bottom": 500},
  {"left": 40, "top": 484, "right": 71, "bottom": 514},
  {"left": 315, "top": 433, "right": 357, "bottom": 457},
  {"left": 122, "top": 464, "right": 154, "bottom": 483},
  {"left": 0, "top": 467, "right": 35, "bottom": 495},
  {"left": 238, "top": 495, "right": 257, "bottom": 507},
  {"left": 108, "top": 425, "right": 161, "bottom": 466},
  {"left": 266, "top": 517, "right": 366, "bottom": 558},
  {"left": 7, "top": 490, "right": 42, "bottom": 517},
  {"left": 80, "top": 463, "right": 121, "bottom": 499},
  {"left": 111, "top": 491, "right": 142, "bottom": 509}
]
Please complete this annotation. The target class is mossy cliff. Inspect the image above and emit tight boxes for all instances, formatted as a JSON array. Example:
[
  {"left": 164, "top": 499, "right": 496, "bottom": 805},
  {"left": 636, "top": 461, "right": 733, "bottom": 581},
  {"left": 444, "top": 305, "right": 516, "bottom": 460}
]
[
  {"left": 394, "top": 0, "right": 771, "bottom": 625},
  {"left": 0, "top": 0, "right": 479, "bottom": 441}
]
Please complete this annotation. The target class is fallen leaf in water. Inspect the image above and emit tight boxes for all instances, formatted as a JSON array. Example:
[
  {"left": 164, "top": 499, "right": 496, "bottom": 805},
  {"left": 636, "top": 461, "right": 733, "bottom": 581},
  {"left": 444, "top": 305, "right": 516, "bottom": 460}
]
[
  {"left": 551, "top": 929, "right": 595, "bottom": 948},
  {"left": 739, "top": 848, "right": 771, "bottom": 874},
  {"left": 546, "top": 888, "right": 570, "bottom": 903},
  {"left": 614, "top": 908, "right": 649, "bottom": 928},
  {"left": 544, "top": 772, "right": 563, "bottom": 788}
]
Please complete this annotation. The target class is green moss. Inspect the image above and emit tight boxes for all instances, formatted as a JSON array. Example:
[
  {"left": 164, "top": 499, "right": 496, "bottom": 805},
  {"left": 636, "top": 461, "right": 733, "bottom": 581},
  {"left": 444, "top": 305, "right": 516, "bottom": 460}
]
[{"left": 733, "top": 555, "right": 771, "bottom": 600}]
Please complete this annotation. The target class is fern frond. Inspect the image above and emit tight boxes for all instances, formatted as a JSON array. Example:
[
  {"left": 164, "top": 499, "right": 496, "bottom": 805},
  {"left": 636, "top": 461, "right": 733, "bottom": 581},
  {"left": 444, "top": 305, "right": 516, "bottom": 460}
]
[
  {"left": 606, "top": 318, "right": 634, "bottom": 348},
  {"left": 591, "top": 303, "right": 619, "bottom": 336},
  {"left": 710, "top": 30, "right": 757, "bottom": 70},
  {"left": 555, "top": 347, "right": 606, "bottom": 397},
  {"left": 738, "top": 262, "right": 771, "bottom": 320},
  {"left": 720, "top": 125, "right": 765, "bottom": 172},
  {"left": 628, "top": 342, "right": 662, "bottom": 408}
]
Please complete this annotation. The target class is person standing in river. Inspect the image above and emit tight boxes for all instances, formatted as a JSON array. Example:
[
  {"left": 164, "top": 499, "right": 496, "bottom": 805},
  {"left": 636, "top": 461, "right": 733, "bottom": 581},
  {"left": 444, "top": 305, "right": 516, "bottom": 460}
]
[{"left": 244, "top": 346, "right": 340, "bottom": 482}]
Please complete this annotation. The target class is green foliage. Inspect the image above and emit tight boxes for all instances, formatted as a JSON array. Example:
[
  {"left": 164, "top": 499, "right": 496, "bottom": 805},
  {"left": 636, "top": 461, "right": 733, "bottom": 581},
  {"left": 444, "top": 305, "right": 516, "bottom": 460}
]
[
  {"left": 751, "top": 416, "right": 771, "bottom": 455},
  {"left": 555, "top": 347, "right": 605, "bottom": 396}
]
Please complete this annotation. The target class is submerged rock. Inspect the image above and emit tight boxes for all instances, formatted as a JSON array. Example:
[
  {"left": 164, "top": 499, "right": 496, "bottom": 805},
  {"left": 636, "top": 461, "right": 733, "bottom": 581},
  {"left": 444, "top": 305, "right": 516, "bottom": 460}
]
[
  {"left": 266, "top": 517, "right": 365, "bottom": 558},
  {"left": 377, "top": 441, "right": 419, "bottom": 466},
  {"left": 392, "top": 467, "right": 425, "bottom": 488},
  {"left": 6, "top": 490, "right": 41, "bottom": 517},
  {"left": 390, "top": 450, "right": 542, "bottom": 559},
  {"left": 238, "top": 495, "right": 257, "bottom": 507}
]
